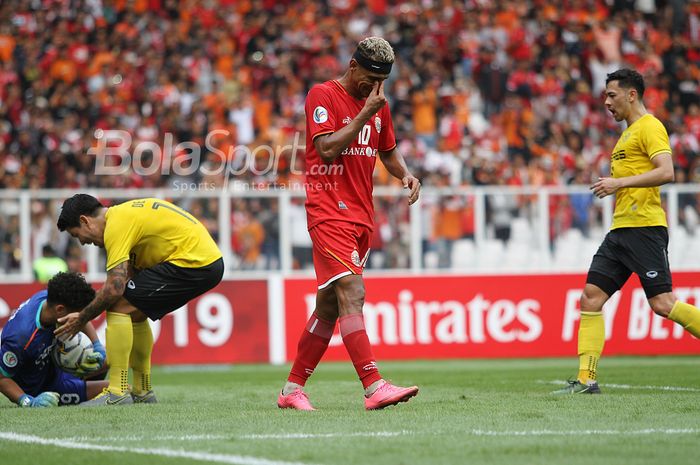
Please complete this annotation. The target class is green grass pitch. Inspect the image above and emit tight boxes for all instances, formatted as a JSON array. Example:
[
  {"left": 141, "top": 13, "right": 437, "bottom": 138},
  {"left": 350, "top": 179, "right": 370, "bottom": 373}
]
[{"left": 1, "top": 357, "right": 699, "bottom": 465}]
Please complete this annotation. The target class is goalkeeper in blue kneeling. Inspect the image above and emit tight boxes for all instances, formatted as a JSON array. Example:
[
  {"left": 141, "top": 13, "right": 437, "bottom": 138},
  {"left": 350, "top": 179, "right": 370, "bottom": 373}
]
[{"left": 0, "top": 272, "right": 108, "bottom": 407}]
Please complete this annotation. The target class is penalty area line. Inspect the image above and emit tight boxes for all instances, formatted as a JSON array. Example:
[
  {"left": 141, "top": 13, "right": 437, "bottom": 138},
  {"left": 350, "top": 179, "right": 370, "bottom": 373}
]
[{"left": 0, "top": 432, "right": 317, "bottom": 465}]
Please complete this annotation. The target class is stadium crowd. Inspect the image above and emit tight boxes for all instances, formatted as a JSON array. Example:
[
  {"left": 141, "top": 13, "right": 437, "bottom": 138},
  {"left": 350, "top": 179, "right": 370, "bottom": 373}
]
[{"left": 1, "top": 0, "right": 699, "bottom": 273}]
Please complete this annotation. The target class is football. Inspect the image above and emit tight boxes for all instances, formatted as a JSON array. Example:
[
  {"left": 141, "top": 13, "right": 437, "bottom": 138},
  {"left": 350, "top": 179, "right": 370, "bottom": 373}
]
[{"left": 51, "top": 332, "right": 94, "bottom": 377}]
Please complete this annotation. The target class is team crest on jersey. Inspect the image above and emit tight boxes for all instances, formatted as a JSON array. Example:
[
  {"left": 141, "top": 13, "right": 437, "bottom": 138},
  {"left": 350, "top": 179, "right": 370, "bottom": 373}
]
[
  {"left": 351, "top": 249, "right": 361, "bottom": 267},
  {"left": 313, "top": 106, "right": 329, "bottom": 124},
  {"left": 3, "top": 351, "right": 17, "bottom": 368},
  {"left": 375, "top": 116, "right": 382, "bottom": 133},
  {"left": 343, "top": 116, "right": 352, "bottom": 125}
]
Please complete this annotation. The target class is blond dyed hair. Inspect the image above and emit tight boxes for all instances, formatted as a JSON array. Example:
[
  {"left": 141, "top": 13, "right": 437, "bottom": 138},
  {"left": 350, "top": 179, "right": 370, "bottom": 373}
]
[{"left": 357, "top": 37, "right": 395, "bottom": 64}]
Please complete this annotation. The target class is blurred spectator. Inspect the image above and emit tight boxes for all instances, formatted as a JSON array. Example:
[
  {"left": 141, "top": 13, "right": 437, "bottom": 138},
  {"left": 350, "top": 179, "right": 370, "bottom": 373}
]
[
  {"left": 234, "top": 205, "right": 265, "bottom": 270},
  {"left": 412, "top": 81, "right": 438, "bottom": 148},
  {"left": 0, "top": 214, "right": 20, "bottom": 272},
  {"left": 289, "top": 197, "right": 313, "bottom": 270},
  {"left": 487, "top": 185, "right": 518, "bottom": 243},
  {"left": 569, "top": 170, "right": 596, "bottom": 237},
  {"left": 0, "top": 0, "right": 698, "bottom": 272},
  {"left": 33, "top": 244, "right": 68, "bottom": 283},
  {"left": 434, "top": 195, "right": 470, "bottom": 267},
  {"left": 256, "top": 199, "right": 280, "bottom": 269}
]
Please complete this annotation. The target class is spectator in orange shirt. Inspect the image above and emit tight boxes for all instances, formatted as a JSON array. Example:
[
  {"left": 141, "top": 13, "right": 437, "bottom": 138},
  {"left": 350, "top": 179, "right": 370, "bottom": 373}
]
[
  {"left": 0, "top": 24, "right": 15, "bottom": 62},
  {"left": 434, "top": 196, "right": 468, "bottom": 267},
  {"left": 87, "top": 42, "right": 114, "bottom": 78},
  {"left": 49, "top": 49, "right": 78, "bottom": 84},
  {"left": 412, "top": 81, "right": 438, "bottom": 148},
  {"left": 235, "top": 208, "right": 265, "bottom": 270}
]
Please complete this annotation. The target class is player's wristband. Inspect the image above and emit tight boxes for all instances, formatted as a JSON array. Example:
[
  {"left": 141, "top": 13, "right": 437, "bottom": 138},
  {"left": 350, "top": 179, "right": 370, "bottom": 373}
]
[{"left": 18, "top": 394, "right": 32, "bottom": 407}]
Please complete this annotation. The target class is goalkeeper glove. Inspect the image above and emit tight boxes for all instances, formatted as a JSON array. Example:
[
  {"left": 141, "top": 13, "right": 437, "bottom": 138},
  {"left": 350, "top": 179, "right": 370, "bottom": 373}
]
[
  {"left": 79, "top": 347, "right": 105, "bottom": 373},
  {"left": 18, "top": 392, "right": 60, "bottom": 408},
  {"left": 91, "top": 340, "right": 106, "bottom": 359}
]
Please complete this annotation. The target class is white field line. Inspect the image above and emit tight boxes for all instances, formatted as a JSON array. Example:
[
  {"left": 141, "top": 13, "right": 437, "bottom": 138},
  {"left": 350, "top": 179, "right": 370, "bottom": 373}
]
[
  {"left": 53, "top": 428, "right": 700, "bottom": 443},
  {"left": 0, "top": 432, "right": 316, "bottom": 465},
  {"left": 471, "top": 428, "right": 700, "bottom": 437},
  {"left": 238, "top": 431, "right": 410, "bottom": 440},
  {"left": 60, "top": 431, "right": 411, "bottom": 442},
  {"left": 539, "top": 380, "right": 700, "bottom": 392},
  {"left": 61, "top": 434, "right": 230, "bottom": 442}
]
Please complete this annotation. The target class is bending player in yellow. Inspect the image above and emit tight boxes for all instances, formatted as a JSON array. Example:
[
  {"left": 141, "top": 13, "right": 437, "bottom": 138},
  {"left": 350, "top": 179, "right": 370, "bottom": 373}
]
[
  {"left": 55, "top": 195, "right": 223, "bottom": 405},
  {"left": 554, "top": 68, "right": 700, "bottom": 394}
]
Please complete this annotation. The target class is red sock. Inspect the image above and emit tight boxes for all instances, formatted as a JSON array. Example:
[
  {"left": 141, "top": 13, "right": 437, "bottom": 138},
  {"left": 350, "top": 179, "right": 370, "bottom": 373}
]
[
  {"left": 339, "top": 313, "right": 382, "bottom": 389},
  {"left": 287, "top": 313, "right": 336, "bottom": 386}
]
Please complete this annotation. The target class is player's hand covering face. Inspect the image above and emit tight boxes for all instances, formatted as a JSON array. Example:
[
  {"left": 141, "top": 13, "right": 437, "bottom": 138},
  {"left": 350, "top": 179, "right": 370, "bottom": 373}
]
[{"left": 363, "top": 81, "right": 388, "bottom": 113}]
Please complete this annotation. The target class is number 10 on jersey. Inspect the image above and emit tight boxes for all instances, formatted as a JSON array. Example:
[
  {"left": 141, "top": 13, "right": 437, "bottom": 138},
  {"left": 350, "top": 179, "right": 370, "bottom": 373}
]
[{"left": 358, "top": 125, "right": 371, "bottom": 145}]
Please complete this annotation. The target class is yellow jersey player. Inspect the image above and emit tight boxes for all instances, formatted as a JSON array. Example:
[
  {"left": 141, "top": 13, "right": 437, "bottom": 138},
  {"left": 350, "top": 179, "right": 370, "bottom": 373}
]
[
  {"left": 55, "top": 195, "right": 223, "bottom": 405},
  {"left": 554, "top": 68, "right": 700, "bottom": 394}
]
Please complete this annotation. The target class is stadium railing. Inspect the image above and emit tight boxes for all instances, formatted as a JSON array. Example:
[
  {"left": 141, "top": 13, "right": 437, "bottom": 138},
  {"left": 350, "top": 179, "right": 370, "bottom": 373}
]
[{"left": 0, "top": 184, "right": 699, "bottom": 283}]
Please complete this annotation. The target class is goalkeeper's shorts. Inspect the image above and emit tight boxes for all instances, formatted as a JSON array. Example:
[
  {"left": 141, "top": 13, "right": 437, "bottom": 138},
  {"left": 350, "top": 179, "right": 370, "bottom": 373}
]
[{"left": 22, "top": 369, "right": 87, "bottom": 405}]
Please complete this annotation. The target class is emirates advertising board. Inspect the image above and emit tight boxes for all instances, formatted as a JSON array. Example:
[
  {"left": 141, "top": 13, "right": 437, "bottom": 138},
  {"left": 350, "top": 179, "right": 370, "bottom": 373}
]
[
  {"left": 284, "top": 272, "right": 700, "bottom": 360},
  {"left": 0, "top": 280, "right": 269, "bottom": 364}
]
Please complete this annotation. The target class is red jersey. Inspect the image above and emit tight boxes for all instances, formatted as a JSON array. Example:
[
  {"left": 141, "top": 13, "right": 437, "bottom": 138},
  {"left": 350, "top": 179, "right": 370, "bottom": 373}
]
[{"left": 304, "top": 80, "right": 397, "bottom": 230}]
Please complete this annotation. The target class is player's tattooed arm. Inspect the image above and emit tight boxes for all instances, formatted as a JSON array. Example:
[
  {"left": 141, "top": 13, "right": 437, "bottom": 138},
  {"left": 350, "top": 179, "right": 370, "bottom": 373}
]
[
  {"left": 82, "top": 261, "right": 129, "bottom": 321},
  {"left": 55, "top": 261, "right": 130, "bottom": 338}
]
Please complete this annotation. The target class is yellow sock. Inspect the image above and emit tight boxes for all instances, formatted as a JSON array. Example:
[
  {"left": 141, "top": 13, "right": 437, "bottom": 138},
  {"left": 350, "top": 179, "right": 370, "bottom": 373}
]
[
  {"left": 668, "top": 301, "right": 700, "bottom": 338},
  {"left": 129, "top": 320, "right": 154, "bottom": 395},
  {"left": 106, "top": 312, "right": 133, "bottom": 395},
  {"left": 577, "top": 311, "right": 605, "bottom": 383}
]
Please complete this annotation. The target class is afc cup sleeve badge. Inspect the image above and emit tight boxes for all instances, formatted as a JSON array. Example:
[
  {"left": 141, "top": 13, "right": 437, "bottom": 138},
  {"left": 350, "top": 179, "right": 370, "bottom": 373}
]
[
  {"left": 313, "top": 106, "right": 329, "bottom": 124},
  {"left": 3, "top": 351, "right": 18, "bottom": 368},
  {"left": 375, "top": 116, "right": 382, "bottom": 133}
]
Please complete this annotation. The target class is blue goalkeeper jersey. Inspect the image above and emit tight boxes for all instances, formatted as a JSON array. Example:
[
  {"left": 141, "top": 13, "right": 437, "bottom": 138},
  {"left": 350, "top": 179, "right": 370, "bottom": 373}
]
[{"left": 0, "top": 290, "right": 57, "bottom": 396}]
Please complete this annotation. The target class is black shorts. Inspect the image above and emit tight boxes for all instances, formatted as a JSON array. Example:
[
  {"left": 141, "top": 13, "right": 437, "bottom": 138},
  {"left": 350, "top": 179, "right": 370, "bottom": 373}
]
[
  {"left": 123, "top": 257, "right": 224, "bottom": 320},
  {"left": 586, "top": 227, "right": 672, "bottom": 299}
]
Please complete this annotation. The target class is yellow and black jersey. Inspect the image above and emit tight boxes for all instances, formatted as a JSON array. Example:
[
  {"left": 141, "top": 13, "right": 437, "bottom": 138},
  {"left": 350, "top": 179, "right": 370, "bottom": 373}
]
[
  {"left": 103, "top": 198, "right": 222, "bottom": 271},
  {"left": 610, "top": 113, "right": 671, "bottom": 230}
]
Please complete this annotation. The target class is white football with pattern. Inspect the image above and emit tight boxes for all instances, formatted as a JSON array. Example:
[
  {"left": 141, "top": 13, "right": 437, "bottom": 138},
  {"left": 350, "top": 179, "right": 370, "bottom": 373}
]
[{"left": 51, "top": 332, "right": 93, "bottom": 377}]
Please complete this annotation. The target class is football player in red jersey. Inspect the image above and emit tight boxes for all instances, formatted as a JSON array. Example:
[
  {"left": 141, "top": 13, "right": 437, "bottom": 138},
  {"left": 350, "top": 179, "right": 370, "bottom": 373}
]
[{"left": 278, "top": 37, "right": 421, "bottom": 411}]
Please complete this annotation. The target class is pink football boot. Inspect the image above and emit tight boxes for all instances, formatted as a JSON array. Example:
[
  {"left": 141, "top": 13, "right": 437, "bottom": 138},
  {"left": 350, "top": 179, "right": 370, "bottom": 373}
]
[
  {"left": 277, "top": 388, "right": 316, "bottom": 411},
  {"left": 364, "top": 381, "right": 419, "bottom": 410}
]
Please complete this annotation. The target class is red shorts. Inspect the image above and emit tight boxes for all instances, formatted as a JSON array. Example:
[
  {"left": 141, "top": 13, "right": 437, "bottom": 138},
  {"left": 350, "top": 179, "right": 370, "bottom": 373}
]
[{"left": 309, "top": 220, "right": 371, "bottom": 289}]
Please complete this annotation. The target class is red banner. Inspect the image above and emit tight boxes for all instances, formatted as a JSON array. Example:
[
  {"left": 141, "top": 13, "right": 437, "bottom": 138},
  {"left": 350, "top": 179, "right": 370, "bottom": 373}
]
[
  {"left": 0, "top": 280, "right": 269, "bottom": 364},
  {"left": 284, "top": 272, "right": 700, "bottom": 361}
]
